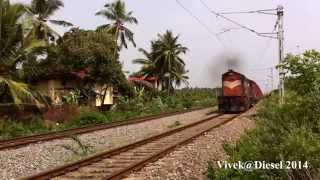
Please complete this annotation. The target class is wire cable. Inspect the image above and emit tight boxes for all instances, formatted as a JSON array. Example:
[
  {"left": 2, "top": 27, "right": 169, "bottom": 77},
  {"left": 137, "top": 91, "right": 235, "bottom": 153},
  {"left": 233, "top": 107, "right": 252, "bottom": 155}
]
[
  {"left": 199, "top": 0, "right": 277, "bottom": 39},
  {"left": 175, "top": 0, "right": 227, "bottom": 48},
  {"left": 254, "top": 16, "right": 280, "bottom": 66},
  {"left": 218, "top": 9, "right": 277, "bottom": 15}
]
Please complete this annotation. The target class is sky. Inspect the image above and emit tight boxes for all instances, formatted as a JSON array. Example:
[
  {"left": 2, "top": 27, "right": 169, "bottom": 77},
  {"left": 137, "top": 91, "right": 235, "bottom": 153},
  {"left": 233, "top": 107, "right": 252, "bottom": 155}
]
[{"left": 12, "top": 0, "right": 320, "bottom": 92}]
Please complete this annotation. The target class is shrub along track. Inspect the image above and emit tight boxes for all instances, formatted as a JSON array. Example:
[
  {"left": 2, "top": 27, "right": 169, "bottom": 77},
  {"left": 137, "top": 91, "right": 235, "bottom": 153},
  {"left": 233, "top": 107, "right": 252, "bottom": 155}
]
[
  {"left": 0, "top": 107, "right": 209, "bottom": 151},
  {"left": 21, "top": 113, "right": 240, "bottom": 180}
]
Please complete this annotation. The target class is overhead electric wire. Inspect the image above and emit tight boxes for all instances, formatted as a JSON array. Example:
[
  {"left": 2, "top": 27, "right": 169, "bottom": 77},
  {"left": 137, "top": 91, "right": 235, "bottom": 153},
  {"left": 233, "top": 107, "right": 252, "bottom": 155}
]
[
  {"left": 216, "top": 27, "right": 241, "bottom": 35},
  {"left": 254, "top": 17, "right": 280, "bottom": 64},
  {"left": 199, "top": 0, "right": 277, "bottom": 39},
  {"left": 175, "top": 0, "right": 226, "bottom": 48},
  {"left": 217, "top": 9, "right": 277, "bottom": 15}
]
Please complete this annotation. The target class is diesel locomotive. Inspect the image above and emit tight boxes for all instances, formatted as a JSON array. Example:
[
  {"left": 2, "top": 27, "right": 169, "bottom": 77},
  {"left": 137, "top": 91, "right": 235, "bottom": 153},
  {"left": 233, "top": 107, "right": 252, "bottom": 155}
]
[{"left": 218, "top": 70, "right": 263, "bottom": 113}]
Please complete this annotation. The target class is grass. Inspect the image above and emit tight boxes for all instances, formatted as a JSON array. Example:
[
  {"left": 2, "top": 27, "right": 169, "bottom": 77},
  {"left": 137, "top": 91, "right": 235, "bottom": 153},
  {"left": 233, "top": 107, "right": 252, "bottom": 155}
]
[
  {"left": 0, "top": 117, "right": 53, "bottom": 140},
  {"left": 61, "top": 136, "right": 92, "bottom": 156},
  {"left": 0, "top": 88, "right": 218, "bottom": 140},
  {"left": 208, "top": 92, "right": 320, "bottom": 179}
]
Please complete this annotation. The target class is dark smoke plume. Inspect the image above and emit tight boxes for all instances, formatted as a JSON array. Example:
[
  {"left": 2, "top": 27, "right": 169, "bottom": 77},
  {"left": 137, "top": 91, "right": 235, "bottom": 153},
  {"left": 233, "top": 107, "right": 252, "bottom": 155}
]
[{"left": 207, "top": 52, "right": 244, "bottom": 87}]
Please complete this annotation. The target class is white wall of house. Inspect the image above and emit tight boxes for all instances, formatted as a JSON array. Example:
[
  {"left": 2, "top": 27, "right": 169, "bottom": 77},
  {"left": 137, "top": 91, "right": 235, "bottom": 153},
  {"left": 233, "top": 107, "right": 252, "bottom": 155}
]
[{"left": 95, "top": 85, "right": 113, "bottom": 106}]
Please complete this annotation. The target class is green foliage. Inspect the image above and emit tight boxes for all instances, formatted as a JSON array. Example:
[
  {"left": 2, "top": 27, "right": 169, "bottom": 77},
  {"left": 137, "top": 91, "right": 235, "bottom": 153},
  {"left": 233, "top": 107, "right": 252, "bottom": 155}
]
[
  {"left": 0, "top": 0, "right": 25, "bottom": 67},
  {"left": 63, "top": 90, "right": 81, "bottom": 105},
  {"left": 0, "top": 77, "right": 40, "bottom": 104},
  {"left": 280, "top": 50, "right": 320, "bottom": 95},
  {"left": 0, "top": 117, "right": 49, "bottom": 139},
  {"left": 22, "top": 28, "right": 134, "bottom": 97},
  {"left": 95, "top": 0, "right": 138, "bottom": 49},
  {"left": 66, "top": 112, "right": 109, "bottom": 128},
  {"left": 1, "top": 88, "right": 217, "bottom": 139},
  {"left": 211, "top": 93, "right": 320, "bottom": 179},
  {"left": 109, "top": 88, "right": 217, "bottom": 121},
  {"left": 0, "top": 0, "right": 46, "bottom": 106},
  {"left": 211, "top": 50, "right": 320, "bottom": 180},
  {"left": 133, "top": 30, "right": 189, "bottom": 91},
  {"left": 60, "top": 29, "right": 134, "bottom": 97},
  {"left": 67, "top": 136, "right": 91, "bottom": 156},
  {"left": 25, "top": 0, "right": 73, "bottom": 43}
]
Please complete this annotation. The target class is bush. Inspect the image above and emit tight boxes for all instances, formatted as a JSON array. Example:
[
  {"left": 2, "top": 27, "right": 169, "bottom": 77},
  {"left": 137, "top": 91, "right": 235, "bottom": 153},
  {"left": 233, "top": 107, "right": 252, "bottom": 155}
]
[
  {"left": 209, "top": 50, "right": 320, "bottom": 180},
  {"left": 0, "top": 117, "right": 48, "bottom": 139},
  {"left": 43, "top": 105, "right": 80, "bottom": 123},
  {"left": 181, "top": 98, "right": 193, "bottom": 108},
  {"left": 0, "top": 88, "right": 218, "bottom": 139},
  {"left": 210, "top": 92, "right": 320, "bottom": 179},
  {"left": 66, "top": 112, "right": 108, "bottom": 128}
]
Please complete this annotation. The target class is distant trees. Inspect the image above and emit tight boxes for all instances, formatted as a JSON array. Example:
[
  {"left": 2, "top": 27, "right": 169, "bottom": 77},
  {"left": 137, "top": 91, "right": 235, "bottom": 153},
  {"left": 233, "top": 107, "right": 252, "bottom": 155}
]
[
  {"left": 96, "top": 0, "right": 138, "bottom": 50},
  {"left": 134, "top": 30, "right": 189, "bottom": 92}
]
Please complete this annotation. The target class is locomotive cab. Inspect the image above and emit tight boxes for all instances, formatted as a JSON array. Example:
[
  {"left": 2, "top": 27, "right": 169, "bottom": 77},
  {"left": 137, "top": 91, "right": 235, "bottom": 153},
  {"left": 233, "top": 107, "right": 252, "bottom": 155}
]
[{"left": 218, "top": 70, "right": 262, "bottom": 113}]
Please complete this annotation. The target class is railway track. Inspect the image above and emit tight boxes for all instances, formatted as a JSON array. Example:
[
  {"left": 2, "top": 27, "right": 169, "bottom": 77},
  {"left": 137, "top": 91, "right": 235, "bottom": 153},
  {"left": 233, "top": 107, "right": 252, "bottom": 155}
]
[
  {"left": 22, "top": 113, "right": 240, "bottom": 180},
  {"left": 0, "top": 107, "right": 208, "bottom": 151}
]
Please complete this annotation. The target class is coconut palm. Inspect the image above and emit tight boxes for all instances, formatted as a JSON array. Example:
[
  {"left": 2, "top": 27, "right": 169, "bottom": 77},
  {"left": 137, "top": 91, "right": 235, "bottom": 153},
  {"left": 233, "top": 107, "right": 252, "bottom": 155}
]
[
  {"left": 134, "top": 30, "right": 189, "bottom": 91},
  {"left": 0, "top": 0, "right": 43, "bottom": 105},
  {"left": 96, "top": 0, "right": 138, "bottom": 49},
  {"left": 133, "top": 48, "right": 157, "bottom": 78},
  {"left": 24, "top": 0, "right": 73, "bottom": 43},
  {"left": 0, "top": 0, "right": 25, "bottom": 69},
  {"left": 153, "top": 31, "right": 188, "bottom": 91},
  {"left": 133, "top": 48, "right": 161, "bottom": 89},
  {"left": 171, "top": 66, "right": 189, "bottom": 88}
]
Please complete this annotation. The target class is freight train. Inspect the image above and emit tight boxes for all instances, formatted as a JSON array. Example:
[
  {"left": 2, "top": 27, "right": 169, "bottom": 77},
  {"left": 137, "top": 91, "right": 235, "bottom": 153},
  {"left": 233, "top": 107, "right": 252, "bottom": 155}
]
[{"left": 218, "top": 70, "right": 263, "bottom": 113}]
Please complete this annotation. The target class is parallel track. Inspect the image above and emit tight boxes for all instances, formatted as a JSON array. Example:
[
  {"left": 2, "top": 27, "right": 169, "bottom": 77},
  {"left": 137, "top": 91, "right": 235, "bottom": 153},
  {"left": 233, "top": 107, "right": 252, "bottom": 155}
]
[
  {"left": 0, "top": 107, "right": 208, "bottom": 151},
  {"left": 22, "top": 113, "right": 240, "bottom": 180}
]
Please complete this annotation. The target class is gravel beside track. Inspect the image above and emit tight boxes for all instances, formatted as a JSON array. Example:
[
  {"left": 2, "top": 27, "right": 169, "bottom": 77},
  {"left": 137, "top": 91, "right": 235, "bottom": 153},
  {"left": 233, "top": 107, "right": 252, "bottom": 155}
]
[
  {"left": 124, "top": 108, "right": 256, "bottom": 180},
  {"left": 0, "top": 108, "right": 215, "bottom": 180}
]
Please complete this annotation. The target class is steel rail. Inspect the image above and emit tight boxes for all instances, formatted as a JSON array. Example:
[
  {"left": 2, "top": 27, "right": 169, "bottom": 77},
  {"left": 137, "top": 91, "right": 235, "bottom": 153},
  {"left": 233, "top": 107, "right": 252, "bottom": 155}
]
[
  {"left": 21, "top": 113, "right": 239, "bottom": 180},
  {"left": 0, "top": 107, "right": 209, "bottom": 151}
]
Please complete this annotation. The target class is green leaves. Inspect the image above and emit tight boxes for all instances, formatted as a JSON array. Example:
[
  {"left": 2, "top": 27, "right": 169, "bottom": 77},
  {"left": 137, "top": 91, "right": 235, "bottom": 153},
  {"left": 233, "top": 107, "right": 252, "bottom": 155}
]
[
  {"left": 212, "top": 50, "right": 320, "bottom": 179},
  {"left": 0, "top": 0, "right": 25, "bottom": 66},
  {"left": 26, "top": 0, "right": 73, "bottom": 43},
  {"left": 96, "top": 0, "right": 138, "bottom": 49},
  {"left": 281, "top": 50, "right": 320, "bottom": 95},
  {"left": 133, "top": 30, "right": 189, "bottom": 91},
  {"left": 0, "top": 76, "right": 40, "bottom": 105},
  {"left": 0, "top": 0, "right": 46, "bottom": 106},
  {"left": 49, "top": 20, "right": 73, "bottom": 27},
  {"left": 211, "top": 89, "right": 320, "bottom": 179}
]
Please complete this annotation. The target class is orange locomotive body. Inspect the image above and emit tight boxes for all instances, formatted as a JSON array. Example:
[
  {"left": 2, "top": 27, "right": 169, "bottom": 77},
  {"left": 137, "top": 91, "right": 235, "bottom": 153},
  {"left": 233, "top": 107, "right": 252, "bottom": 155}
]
[{"left": 218, "top": 70, "right": 263, "bottom": 113}]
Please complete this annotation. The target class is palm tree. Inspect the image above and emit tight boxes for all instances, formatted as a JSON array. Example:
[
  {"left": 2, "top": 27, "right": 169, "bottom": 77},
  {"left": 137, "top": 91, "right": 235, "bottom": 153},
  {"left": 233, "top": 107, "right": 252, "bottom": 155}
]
[
  {"left": 133, "top": 48, "right": 160, "bottom": 89},
  {"left": 133, "top": 48, "right": 157, "bottom": 77},
  {"left": 153, "top": 31, "right": 188, "bottom": 91},
  {"left": 96, "top": 0, "right": 138, "bottom": 49},
  {"left": 171, "top": 65, "right": 189, "bottom": 88},
  {"left": 24, "top": 0, "right": 73, "bottom": 43},
  {"left": 134, "top": 30, "right": 189, "bottom": 91},
  {"left": 0, "top": 0, "right": 43, "bottom": 105}
]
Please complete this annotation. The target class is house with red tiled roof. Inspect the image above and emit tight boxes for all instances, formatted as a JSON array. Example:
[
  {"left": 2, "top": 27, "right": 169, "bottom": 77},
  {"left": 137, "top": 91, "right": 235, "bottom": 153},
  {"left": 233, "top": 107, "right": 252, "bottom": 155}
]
[
  {"left": 31, "top": 70, "right": 114, "bottom": 107},
  {"left": 128, "top": 76, "right": 158, "bottom": 90}
]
